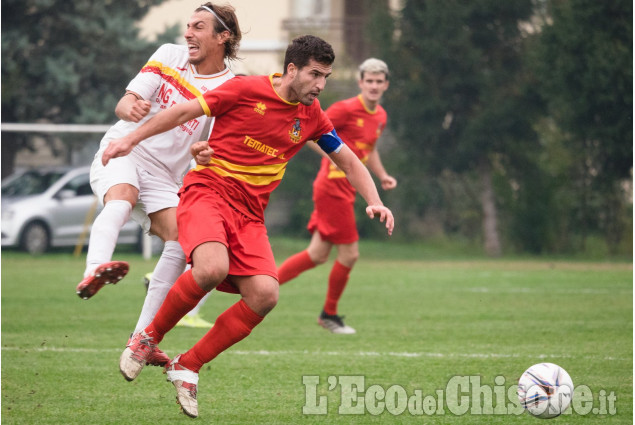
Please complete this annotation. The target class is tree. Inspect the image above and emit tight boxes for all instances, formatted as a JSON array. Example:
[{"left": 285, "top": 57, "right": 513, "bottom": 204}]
[
  {"left": 1, "top": 0, "right": 178, "bottom": 177},
  {"left": 370, "top": 0, "right": 540, "bottom": 255},
  {"left": 532, "top": 0, "right": 632, "bottom": 252}
]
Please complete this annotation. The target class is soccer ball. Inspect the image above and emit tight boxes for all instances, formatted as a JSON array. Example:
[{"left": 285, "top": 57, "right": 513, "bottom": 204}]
[{"left": 517, "top": 362, "right": 574, "bottom": 419}]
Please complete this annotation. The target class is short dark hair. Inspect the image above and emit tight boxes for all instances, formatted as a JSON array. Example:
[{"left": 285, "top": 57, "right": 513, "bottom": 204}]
[{"left": 283, "top": 35, "right": 335, "bottom": 74}]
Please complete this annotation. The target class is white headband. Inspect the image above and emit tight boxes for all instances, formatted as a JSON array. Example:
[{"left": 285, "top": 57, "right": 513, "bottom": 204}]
[{"left": 200, "top": 5, "right": 232, "bottom": 33}]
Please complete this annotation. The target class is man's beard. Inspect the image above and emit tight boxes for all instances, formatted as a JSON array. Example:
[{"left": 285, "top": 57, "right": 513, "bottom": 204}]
[{"left": 189, "top": 55, "right": 204, "bottom": 66}]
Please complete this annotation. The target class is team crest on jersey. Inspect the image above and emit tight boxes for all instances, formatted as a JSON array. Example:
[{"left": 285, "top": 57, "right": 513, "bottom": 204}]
[
  {"left": 356, "top": 118, "right": 364, "bottom": 127},
  {"left": 289, "top": 118, "right": 302, "bottom": 143},
  {"left": 254, "top": 102, "right": 266, "bottom": 115}
]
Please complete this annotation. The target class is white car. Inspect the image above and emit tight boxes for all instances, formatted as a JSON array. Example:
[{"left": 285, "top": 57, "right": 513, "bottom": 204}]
[{"left": 1, "top": 166, "right": 142, "bottom": 254}]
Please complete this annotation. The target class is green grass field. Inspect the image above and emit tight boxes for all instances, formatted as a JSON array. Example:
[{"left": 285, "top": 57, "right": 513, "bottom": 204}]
[{"left": 1, "top": 239, "right": 632, "bottom": 424}]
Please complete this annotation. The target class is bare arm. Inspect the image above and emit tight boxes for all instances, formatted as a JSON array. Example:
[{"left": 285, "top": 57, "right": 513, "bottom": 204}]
[
  {"left": 102, "top": 98, "right": 205, "bottom": 165},
  {"left": 366, "top": 149, "right": 397, "bottom": 190},
  {"left": 328, "top": 144, "right": 394, "bottom": 235},
  {"left": 115, "top": 91, "right": 152, "bottom": 123},
  {"left": 305, "top": 139, "right": 328, "bottom": 158},
  {"left": 305, "top": 140, "right": 337, "bottom": 166}
]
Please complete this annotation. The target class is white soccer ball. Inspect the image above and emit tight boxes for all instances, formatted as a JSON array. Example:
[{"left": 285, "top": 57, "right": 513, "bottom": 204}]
[{"left": 517, "top": 362, "right": 574, "bottom": 419}]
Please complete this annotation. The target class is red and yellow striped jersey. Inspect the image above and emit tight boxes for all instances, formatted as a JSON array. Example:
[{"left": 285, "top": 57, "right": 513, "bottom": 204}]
[
  {"left": 182, "top": 74, "right": 334, "bottom": 222},
  {"left": 315, "top": 95, "right": 387, "bottom": 200}
]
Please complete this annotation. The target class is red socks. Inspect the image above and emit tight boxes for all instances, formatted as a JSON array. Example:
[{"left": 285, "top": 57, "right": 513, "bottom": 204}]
[
  {"left": 180, "top": 299, "right": 264, "bottom": 372},
  {"left": 147, "top": 270, "right": 265, "bottom": 373},
  {"left": 145, "top": 269, "right": 207, "bottom": 343},
  {"left": 150, "top": 256, "right": 350, "bottom": 373},
  {"left": 323, "top": 261, "right": 351, "bottom": 315},
  {"left": 277, "top": 250, "right": 316, "bottom": 284},
  {"left": 278, "top": 250, "right": 353, "bottom": 315}
]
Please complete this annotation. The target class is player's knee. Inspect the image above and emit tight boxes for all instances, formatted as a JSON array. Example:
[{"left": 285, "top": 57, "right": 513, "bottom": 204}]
[
  {"left": 149, "top": 213, "right": 178, "bottom": 241},
  {"left": 160, "top": 228, "right": 179, "bottom": 242},
  {"left": 253, "top": 281, "right": 279, "bottom": 316},
  {"left": 260, "top": 294, "right": 278, "bottom": 316},
  {"left": 152, "top": 228, "right": 178, "bottom": 242},
  {"left": 104, "top": 183, "right": 138, "bottom": 207},
  {"left": 348, "top": 251, "right": 360, "bottom": 264},
  {"left": 192, "top": 265, "right": 228, "bottom": 291},
  {"left": 338, "top": 250, "right": 359, "bottom": 267},
  {"left": 310, "top": 251, "right": 329, "bottom": 265}
]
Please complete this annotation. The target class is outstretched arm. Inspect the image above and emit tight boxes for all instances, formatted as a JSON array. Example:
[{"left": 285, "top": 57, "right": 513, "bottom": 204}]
[
  {"left": 305, "top": 139, "right": 337, "bottom": 166},
  {"left": 102, "top": 98, "right": 205, "bottom": 165},
  {"left": 328, "top": 144, "right": 395, "bottom": 235}
]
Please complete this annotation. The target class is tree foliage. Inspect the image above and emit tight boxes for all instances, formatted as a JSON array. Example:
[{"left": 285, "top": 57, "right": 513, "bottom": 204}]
[
  {"left": 534, "top": 0, "right": 632, "bottom": 183},
  {"left": 368, "top": 0, "right": 541, "bottom": 254},
  {"left": 366, "top": 0, "right": 631, "bottom": 255},
  {"left": 529, "top": 0, "right": 632, "bottom": 252},
  {"left": 2, "top": 0, "right": 630, "bottom": 255},
  {"left": 1, "top": 0, "right": 179, "bottom": 176}
]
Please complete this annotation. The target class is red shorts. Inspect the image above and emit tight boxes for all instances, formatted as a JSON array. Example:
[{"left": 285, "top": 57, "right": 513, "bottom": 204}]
[
  {"left": 307, "top": 187, "right": 359, "bottom": 245},
  {"left": 177, "top": 184, "right": 277, "bottom": 293}
]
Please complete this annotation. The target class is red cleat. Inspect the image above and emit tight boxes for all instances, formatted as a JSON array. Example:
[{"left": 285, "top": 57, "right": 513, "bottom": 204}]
[
  {"left": 76, "top": 261, "right": 129, "bottom": 300},
  {"left": 146, "top": 345, "right": 170, "bottom": 367},
  {"left": 123, "top": 333, "right": 169, "bottom": 366},
  {"left": 119, "top": 330, "right": 155, "bottom": 381}
]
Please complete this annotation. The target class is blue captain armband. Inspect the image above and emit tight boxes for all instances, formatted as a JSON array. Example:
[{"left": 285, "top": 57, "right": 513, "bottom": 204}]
[{"left": 317, "top": 129, "right": 344, "bottom": 154}]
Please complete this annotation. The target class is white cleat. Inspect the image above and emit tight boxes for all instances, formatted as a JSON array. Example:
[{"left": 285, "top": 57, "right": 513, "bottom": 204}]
[
  {"left": 165, "top": 355, "right": 199, "bottom": 418},
  {"left": 318, "top": 310, "right": 356, "bottom": 334}
]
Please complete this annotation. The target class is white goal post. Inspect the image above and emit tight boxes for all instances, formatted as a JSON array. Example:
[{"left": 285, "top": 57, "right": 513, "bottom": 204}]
[{"left": 1, "top": 123, "right": 113, "bottom": 133}]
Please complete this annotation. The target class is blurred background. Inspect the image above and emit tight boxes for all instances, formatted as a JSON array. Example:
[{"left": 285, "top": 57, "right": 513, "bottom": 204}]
[{"left": 1, "top": 0, "right": 632, "bottom": 257}]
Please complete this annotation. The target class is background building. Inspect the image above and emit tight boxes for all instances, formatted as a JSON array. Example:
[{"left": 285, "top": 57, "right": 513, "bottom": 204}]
[
  {"left": 139, "top": 0, "right": 289, "bottom": 76},
  {"left": 138, "top": 0, "right": 401, "bottom": 77}
]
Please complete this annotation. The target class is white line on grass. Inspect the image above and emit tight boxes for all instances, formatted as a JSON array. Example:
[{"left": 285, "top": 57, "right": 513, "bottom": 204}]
[
  {"left": 453, "top": 287, "right": 632, "bottom": 294},
  {"left": 1, "top": 346, "right": 628, "bottom": 361}
]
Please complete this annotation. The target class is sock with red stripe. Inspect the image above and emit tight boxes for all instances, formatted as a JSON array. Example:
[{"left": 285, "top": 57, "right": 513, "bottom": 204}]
[
  {"left": 145, "top": 269, "right": 207, "bottom": 343},
  {"left": 323, "top": 261, "right": 351, "bottom": 315},
  {"left": 277, "top": 250, "right": 316, "bottom": 284},
  {"left": 179, "top": 299, "right": 264, "bottom": 372}
]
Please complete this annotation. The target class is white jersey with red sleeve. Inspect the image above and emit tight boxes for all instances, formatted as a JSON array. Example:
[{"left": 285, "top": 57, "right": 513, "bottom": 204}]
[{"left": 98, "top": 44, "right": 234, "bottom": 184}]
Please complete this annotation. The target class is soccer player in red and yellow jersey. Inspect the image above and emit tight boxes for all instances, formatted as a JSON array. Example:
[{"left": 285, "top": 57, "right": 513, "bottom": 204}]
[
  {"left": 277, "top": 58, "right": 398, "bottom": 334},
  {"left": 102, "top": 36, "right": 394, "bottom": 418},
  {"left": 76, "top": 2, "right": 241, "bottom": 364}
]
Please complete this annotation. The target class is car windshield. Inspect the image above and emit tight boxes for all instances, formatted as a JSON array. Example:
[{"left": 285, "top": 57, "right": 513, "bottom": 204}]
[{"left": 1, "top": 170, "right": 67, "bottom": 197}]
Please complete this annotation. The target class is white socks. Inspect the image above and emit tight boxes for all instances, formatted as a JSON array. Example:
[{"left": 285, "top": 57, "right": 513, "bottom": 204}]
[
  {"left": 133, "top": 240, "right": 186, "bottom": 333},
  {"left": 84, "top": 200, "right": 132, "bottom": 277}
]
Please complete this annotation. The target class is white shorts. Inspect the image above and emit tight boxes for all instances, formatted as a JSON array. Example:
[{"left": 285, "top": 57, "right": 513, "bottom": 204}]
[{"left": 90, "top": 148, "right": 180, "bottom": 233}]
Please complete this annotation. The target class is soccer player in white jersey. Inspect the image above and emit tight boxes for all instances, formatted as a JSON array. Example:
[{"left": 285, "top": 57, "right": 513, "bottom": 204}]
[{"left": 76, "top": 3, "right": 241, "bottom": 365}]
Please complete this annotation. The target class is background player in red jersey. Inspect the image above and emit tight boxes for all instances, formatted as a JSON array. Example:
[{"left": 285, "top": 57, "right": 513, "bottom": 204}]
[
  {"left": 277, "top": 58, "right": 397, "bottom": 334},
  {"left": 101, "top": 35, "right": 394, "bottom": 418}
]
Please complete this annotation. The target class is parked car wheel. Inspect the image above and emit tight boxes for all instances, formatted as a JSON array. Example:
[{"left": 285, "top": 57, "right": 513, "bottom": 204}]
[
  {"left": 2, "top": 166, "right": 143, "bottom": 254},
  {"left": 20, "top": 221, "right": 50, "bottom": 255}
]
